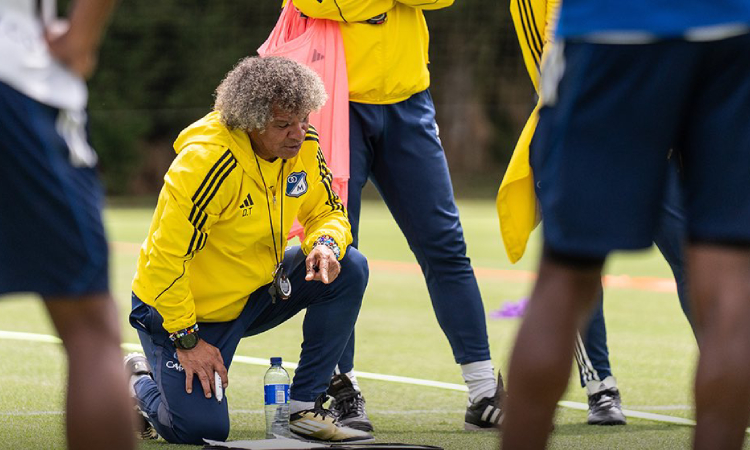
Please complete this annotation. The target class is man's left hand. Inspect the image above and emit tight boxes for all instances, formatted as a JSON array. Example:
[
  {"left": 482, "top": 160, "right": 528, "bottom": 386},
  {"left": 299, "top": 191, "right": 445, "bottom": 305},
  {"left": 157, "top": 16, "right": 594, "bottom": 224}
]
[{"left": 305, "top": 245, "right": 340, "bottom": 284}]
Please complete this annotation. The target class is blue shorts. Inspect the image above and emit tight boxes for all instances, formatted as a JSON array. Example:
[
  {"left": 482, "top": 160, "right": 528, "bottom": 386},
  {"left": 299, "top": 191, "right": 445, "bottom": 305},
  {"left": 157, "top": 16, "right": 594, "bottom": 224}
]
[
  {"left": 531, "top": 33, "right": 750, "bottom": 258},
  {"left": 0, "top": 81, "right": 109, "bottom": 296}
]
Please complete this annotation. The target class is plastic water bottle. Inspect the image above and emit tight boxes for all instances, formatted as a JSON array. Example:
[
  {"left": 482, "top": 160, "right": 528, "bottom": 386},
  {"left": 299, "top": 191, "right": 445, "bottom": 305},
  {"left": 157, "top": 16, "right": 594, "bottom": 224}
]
[{"left": 264, "top": 357, "right": 290, "bottom": 438}]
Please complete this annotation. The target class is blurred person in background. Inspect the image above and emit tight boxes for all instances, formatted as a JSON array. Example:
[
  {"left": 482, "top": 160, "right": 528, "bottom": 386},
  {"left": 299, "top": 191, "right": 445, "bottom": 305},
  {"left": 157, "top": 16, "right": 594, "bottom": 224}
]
[
  {"left": 126, "top": 56, "right": 372, "bottom": 444},
  {"left": 292, "top": 0, "right": 504, "bottom": 433},
  {"left": 502, "top": 0, "right": 693, "bottom": 426},
  {"left": 0, "top": 0, "right": 134, "bottom": 449},
  {"left": 500, "top": 0, "right": 750, "bottom": 448}
]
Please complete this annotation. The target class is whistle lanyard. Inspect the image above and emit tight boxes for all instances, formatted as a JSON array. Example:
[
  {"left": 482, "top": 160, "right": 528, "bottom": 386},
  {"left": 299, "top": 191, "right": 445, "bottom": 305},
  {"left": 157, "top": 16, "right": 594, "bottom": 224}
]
[{"left": 253, "top": 153, "right": 285, "bottom": 270}]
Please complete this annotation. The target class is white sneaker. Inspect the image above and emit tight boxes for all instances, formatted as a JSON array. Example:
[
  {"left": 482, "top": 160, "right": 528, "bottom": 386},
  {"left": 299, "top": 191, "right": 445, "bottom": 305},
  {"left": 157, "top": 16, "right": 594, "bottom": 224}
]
[{"left": 586, "top": 376, "right": 626, "bottom": 426}]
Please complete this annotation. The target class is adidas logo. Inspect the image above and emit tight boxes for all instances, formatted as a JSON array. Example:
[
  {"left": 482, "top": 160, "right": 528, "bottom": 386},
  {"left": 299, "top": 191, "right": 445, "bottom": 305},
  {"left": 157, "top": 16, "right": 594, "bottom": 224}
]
[
  {"left": 312, "top": 49, "right": 324, "bottom": 63},
  {"left": 239, "top": 193, "right": 253, "bottom": 217}
]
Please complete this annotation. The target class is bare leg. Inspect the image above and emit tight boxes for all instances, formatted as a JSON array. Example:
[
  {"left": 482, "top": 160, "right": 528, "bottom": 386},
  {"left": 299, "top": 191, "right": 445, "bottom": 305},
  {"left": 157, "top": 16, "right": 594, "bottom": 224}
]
[
  {"left": 690, "top": 245, "right": 750, "bottom": 450},
  {"left": 45, "top": 294, "right": 135, "bottom": 450},
  {"left": 501, "top": 255, "right": 603, "bottom": 450}
]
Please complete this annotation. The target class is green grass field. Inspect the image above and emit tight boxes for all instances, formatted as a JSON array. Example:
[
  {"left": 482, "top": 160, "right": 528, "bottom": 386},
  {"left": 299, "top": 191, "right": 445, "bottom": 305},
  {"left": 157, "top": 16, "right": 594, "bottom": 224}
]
[{"left": 0, "top": 198, "right": 738, "bottom": 449}]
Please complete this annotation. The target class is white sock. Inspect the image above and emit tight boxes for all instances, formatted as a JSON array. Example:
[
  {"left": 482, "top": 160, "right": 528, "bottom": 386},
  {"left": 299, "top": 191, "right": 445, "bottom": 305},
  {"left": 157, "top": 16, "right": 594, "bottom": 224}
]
[
  {"left": 289, "top": 400, "right": 315, "bottom": 414},
  {"left": 461, "top": 360, "right": 496, "bottom": 404},
  {"left": 585, "top": 375, "right": 618, "bottom": 396},
  {"left": 343, "top": 371, "right": 361, "bottom": 392}
]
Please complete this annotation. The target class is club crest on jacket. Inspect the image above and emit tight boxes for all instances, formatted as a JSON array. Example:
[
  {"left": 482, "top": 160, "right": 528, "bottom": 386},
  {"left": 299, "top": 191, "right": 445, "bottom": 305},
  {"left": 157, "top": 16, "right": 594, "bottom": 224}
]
[{"left": 286, "top": 172, "right": 308, "bottom": 197}]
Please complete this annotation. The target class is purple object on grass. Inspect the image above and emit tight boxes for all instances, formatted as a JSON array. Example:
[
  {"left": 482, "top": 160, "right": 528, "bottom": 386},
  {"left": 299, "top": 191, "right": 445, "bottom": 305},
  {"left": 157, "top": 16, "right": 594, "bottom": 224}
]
[{"left": 489, "top": 297, "right": 529, "bottom": 319}]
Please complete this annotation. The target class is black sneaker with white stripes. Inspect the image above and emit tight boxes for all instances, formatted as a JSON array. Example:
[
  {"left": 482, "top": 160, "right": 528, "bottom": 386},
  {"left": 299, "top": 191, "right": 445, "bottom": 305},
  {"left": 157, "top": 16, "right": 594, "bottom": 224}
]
[
  {"left": 464, "top": 373, "right": 505, "bottom": 431},
  {"left": 465, "top": 395, "right": 504, "bottom": 431},
  {"left": 327, "top": 374, "right": 373, "bottom": 432},
  {"left": 587, "top": 388, "right": 626, "bottom": 425}
]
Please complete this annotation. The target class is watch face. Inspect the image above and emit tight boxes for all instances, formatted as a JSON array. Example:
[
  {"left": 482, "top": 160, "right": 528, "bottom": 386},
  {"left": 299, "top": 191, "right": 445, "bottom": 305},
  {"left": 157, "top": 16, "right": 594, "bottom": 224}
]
[
  {"left": 278, "top": 274, "right": 292, "bottom": 299},
  {"left": 179, "top": 333, "right": 199, "bottom": 349},
  {"left": 274, "top": 265, "right": 292, "bottom": 300}
]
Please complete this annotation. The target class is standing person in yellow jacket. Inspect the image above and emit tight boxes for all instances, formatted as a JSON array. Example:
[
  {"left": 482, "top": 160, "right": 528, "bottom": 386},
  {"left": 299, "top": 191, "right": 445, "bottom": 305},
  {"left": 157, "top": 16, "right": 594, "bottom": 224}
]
[
  {"left": 501, "top": 0, "right": 692, "bottom": 426},
  {"left": 292, "top": 0, "right": 504, "bottom": 432},
  {"left": 125, "top": 56, "right": 373, "bottom": 444}
]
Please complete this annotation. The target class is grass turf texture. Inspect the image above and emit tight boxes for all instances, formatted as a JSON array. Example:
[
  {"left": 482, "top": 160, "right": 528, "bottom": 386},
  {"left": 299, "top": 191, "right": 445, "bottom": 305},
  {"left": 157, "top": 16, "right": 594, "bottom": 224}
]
[{"left": 0, "top": 199, "right": 735, "bottom": 449}]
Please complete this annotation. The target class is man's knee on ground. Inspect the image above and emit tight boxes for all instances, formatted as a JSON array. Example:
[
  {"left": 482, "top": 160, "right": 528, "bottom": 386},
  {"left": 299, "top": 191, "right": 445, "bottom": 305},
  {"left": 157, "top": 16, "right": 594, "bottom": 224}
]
[{"left": 169, "top": 414, "right": 230, "bottom": 445}]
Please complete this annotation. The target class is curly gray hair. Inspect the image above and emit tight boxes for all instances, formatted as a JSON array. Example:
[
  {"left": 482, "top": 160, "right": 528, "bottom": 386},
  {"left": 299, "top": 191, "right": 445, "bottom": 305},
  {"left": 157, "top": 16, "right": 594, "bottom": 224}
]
[{"left": 214, "top": 56, "right": 328, "bottom": 132}]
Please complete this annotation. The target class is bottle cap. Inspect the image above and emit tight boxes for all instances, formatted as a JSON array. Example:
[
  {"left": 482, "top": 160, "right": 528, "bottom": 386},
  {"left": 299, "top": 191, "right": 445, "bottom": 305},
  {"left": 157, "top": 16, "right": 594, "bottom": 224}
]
[{"left": 270, "top": 357, "right": 282, "bottom": 365}]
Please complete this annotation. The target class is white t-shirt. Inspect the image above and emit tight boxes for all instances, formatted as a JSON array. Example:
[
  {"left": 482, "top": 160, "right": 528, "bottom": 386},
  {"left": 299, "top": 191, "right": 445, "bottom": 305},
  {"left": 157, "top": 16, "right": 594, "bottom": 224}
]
[{"left": 0, "top": 0, "right": 87, "bottom": 110}]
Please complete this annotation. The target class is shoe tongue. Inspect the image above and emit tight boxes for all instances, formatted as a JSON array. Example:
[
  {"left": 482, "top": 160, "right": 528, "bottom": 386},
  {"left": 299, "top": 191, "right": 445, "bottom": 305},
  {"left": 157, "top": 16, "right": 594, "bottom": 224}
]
[
  {"left": 334, "top": 375, "right": 354, "bottom": 388},
  {"left": 586, "top": 380, "right": 615, "bottom": 396},
  {"left": 330, "top": 375, "right": 356, "bottom": 398}
]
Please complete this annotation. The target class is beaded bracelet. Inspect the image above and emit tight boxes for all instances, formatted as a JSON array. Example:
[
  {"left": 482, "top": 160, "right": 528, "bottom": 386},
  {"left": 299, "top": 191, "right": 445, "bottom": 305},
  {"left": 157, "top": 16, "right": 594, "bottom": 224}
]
[
  {"left": 169, "top": 323, "right": 199, "bottom": 342},
  {"left": 313, "top": 235, "right": 341, "bottom": 260}
]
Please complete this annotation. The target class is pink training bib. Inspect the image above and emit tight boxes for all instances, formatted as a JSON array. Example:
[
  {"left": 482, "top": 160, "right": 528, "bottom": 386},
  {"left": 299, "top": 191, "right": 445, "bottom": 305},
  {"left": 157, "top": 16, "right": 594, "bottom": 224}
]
[{"left": 258, "top": 2, "right": 350, "bottom": 241}]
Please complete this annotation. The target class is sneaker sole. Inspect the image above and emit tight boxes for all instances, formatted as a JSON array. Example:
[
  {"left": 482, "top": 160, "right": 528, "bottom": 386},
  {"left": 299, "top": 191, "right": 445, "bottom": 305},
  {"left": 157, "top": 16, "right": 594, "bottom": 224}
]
[
  {"left": 339, "top": 419, "right": 374, "bottom": 433},
  {"left": 464, "top": 422, "right": 499, "bottom": 432},
  {"left": 588, "top": 419, "right": 627, "bottom": 426},
  {"left": 290, "top": 431, "right": 375, "bottom": 443}
]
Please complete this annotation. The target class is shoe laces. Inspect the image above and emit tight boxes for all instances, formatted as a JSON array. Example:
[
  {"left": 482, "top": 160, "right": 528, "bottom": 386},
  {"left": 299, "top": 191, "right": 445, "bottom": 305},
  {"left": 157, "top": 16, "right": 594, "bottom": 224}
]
[
  {"left": 137, "top": 428, "right": 158, "bottom": 440},
  {"left": 134, "top": 406, "right": 158, "bottom": 440},
  {"left": 332, "top": 387, "right": 365, "bottom": 417},
  {"left": 307, "top": 394, "right": 336, "bottom": 420},
  {"left": 590, "top": 388, "right": 620, "bottom": 411}
]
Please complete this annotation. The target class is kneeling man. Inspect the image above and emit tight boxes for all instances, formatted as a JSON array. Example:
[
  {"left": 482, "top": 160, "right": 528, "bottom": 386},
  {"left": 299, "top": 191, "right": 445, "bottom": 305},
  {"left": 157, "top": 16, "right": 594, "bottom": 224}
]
[{"left": 127, "top": 56, "right": 370, "bottom": 444}]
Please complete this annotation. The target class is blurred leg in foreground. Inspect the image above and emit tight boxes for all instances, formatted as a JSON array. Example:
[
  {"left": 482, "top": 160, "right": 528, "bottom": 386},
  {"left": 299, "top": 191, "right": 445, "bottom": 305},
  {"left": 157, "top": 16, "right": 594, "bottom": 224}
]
[
  {"left": 46, "top": 296, "right": 134, "bottom": 450},
  {"left": 691, "top": 246, "right": 750, "bottom": 449},
  {"left": 503, "top": 253, "right": 603, "bottom": 449},
  {"left": 0, "top": 0, "right": 128, "bottom": 447}
]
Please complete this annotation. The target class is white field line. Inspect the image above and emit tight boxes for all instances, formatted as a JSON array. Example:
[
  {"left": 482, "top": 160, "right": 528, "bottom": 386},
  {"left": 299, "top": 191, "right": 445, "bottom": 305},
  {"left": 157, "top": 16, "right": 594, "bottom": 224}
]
[
  {"left": 557, "top": 401, "right": 697, "bottom": 426},
  {"left": 0, "top": 330, "right": 741, "bottom": 432},
  {"left": 0, "top": 330, "right": 61, "bottom": 344},
  {"left": 626, "top": 405, "right": 692, "bottom": 411},
  {"left": 1, "top": 411, "right": 63, "bottom": 416}
]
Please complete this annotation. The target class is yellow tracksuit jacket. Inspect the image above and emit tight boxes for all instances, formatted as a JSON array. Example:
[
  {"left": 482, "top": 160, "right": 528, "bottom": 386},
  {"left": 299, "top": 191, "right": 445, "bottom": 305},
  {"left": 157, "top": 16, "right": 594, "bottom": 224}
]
[
  {"left": 132, "top": 112, "right": 352, "bottom": 333},
  {"left": 292, "top": 0, "right": 454, "bottom": 104},
  {"left": 497, "top": 0, "right": 559, "bottom": 263}
]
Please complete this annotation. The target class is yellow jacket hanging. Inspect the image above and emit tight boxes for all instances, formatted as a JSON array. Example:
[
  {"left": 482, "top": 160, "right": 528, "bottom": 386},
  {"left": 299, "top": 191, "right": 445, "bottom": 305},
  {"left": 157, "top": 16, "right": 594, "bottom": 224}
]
[
  {"left": 292, "top": 0, "right": 454, "bottom": 105},
  {"left": 497, "top": 0, "right": 559, "bottom": 263},
  {"left": 132, "top": 112, "right": 352, "bottom": 333}
]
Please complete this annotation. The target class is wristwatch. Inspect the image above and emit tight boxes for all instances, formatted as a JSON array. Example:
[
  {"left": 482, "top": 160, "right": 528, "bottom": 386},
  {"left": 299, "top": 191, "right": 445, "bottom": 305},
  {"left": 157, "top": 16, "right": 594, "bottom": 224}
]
[
  {"left": 174, "top": 332, "right": 200, "bottom": 350},
  {"left": 169, "top": 324, "right": 200, "bottom": 350}
]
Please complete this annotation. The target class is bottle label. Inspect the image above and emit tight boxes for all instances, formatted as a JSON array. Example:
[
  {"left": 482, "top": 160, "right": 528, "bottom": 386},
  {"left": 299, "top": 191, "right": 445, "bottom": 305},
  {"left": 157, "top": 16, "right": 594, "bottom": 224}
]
[{"left": 264, "top": 384, "right": 290, "bottom": 405}]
